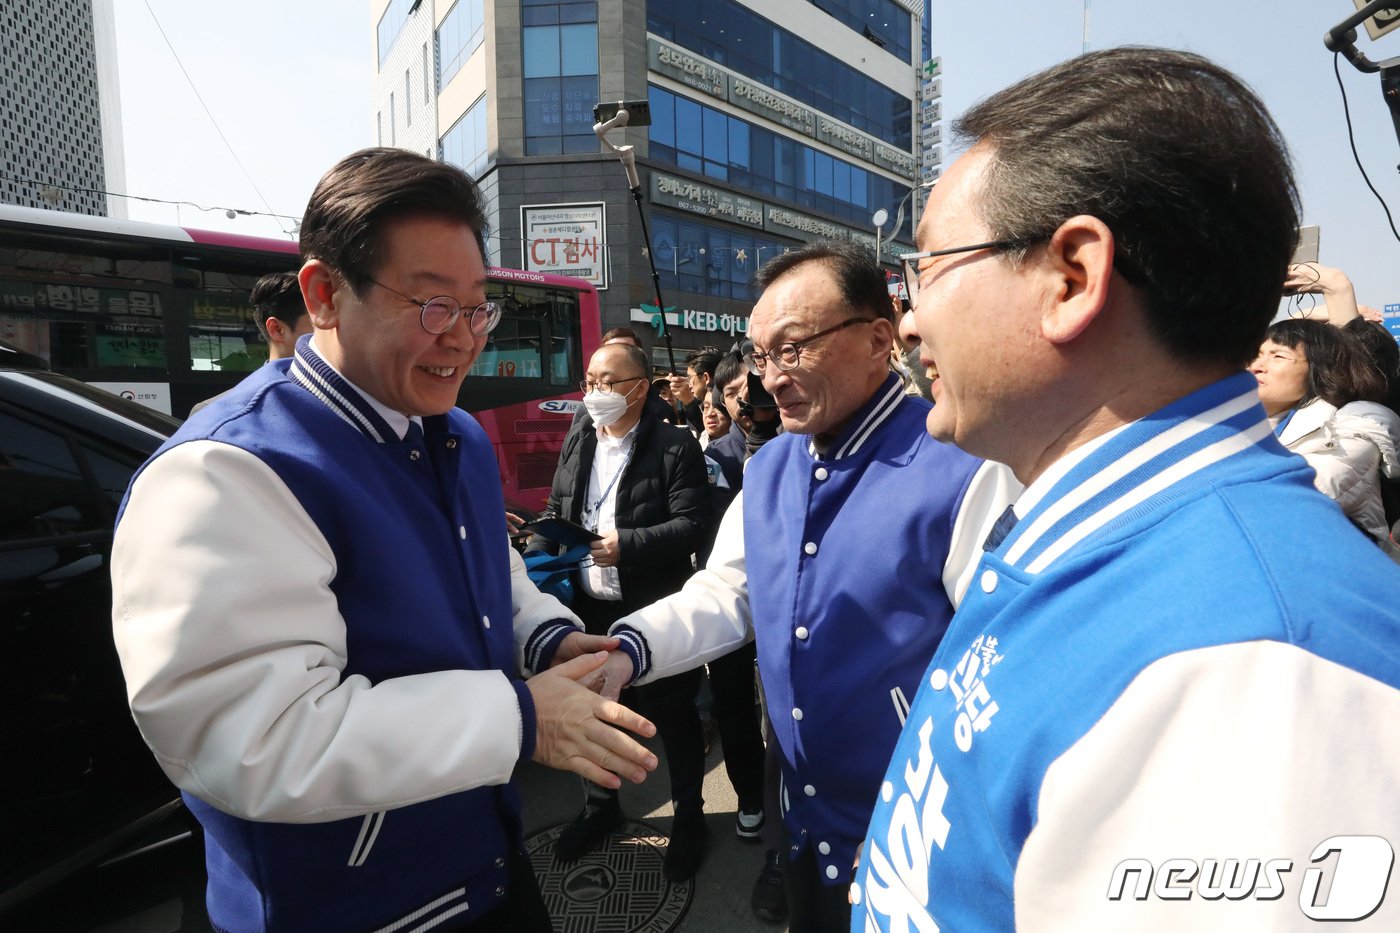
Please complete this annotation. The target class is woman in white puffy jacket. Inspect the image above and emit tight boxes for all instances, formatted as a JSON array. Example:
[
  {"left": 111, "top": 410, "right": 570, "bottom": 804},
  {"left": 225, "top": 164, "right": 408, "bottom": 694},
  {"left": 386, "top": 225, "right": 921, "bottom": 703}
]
[{"left": 1252, "top": 318, "right": 1399, "bottom": 552}]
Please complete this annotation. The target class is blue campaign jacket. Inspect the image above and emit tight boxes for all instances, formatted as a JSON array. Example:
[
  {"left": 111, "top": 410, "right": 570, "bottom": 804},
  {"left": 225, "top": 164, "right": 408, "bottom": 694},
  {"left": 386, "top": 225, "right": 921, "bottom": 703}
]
[
  {"left": 853, "top": 373, "right": 1400, "bottom": 931},
  {"left": 120, "top": 343, "right": 531, "bottom": 932},
  {"left": 741, "top": 373, "right": 983, "bottom": 884}
]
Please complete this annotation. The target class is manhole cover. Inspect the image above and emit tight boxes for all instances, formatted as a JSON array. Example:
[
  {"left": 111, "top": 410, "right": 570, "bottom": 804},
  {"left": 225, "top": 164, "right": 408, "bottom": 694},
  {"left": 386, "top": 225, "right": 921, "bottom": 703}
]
[{"left": 526, "top": 819, "right": 692, "bottom": 932}]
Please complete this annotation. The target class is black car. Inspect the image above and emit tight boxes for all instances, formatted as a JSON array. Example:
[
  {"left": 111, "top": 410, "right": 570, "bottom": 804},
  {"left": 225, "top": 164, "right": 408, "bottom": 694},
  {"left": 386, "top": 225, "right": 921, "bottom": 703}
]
[{"left": 0, "top": 354, "right": 186, "bottom": 913}]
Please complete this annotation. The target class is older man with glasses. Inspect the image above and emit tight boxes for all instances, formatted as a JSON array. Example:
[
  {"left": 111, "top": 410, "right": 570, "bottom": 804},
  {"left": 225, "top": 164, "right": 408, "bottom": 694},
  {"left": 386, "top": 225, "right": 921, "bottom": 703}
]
[
  {"left": 586, "top": 239, "right": 1016, "bottom": 932},
  {"left": 111, "top": 148, "right": 659, "bottom": 933}
]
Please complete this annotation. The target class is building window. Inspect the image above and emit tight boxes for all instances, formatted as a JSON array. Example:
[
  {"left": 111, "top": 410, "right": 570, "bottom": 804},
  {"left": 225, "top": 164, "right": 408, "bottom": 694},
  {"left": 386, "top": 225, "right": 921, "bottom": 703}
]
[
  {"left": 441, "top": 95, "right": 489, "bottom": 179},
  {"left": 648, "top": 85, "right": 914, "bottom": 242},
  {"left": 651, "top": 213, "right": 796, "bottom": 303},
  {"left": 647, "top": 0, "right": 911, "bottom": 149},
  {"left": 377, "top": 0, "right": 419, "bottom": 67},
  {"left": 390, "top": 92, "right": 396, "bottom": 145},
  {"left": 377, "top": 110, "right": 383, "bottom": 146},
  {"left": 808, "top": 0, "right": 912, "bottom": 64},
  {"left": 405, "top": 69, "right": 412, "bottom": 125},
  {"left": 423, "top": 42, "right": 431, "bottom": 100},
  {"left": 438, "top": 0, "right": 485, "bottom": 89},
  {"left": 521, "top": 1, "right": 598, "bottom": 156}
]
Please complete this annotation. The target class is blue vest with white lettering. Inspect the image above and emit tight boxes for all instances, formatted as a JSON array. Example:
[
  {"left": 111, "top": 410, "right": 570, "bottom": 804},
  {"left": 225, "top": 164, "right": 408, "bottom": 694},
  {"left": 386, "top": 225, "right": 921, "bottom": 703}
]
[
  {"left": 741, "top": 373, "right": 983, "bottom": 884},
  {"left": 134, "top": 347, "right": 523, "bottom": 932}
]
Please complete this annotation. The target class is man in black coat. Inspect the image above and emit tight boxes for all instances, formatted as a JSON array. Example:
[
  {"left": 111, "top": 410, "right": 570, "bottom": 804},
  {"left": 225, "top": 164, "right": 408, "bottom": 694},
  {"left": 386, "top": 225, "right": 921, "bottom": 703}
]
[{"left": 527, "top": 342, "right": 713, "bottom": 880}]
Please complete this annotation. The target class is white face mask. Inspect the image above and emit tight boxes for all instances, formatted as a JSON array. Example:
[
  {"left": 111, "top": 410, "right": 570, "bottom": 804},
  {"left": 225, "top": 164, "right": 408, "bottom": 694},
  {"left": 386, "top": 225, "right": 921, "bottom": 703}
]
[{"left": 583, "top": 387, "right": 632, "bottom": 426}]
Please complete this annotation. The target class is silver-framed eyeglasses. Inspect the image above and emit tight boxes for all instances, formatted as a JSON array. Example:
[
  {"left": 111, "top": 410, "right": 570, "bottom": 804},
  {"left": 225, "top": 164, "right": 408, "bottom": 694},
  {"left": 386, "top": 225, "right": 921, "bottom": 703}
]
[
  {"left": 368, "top": 277, "right": 502, "bottom": 336},
  {"left": 579, "top": 375, "right": 647, "bottom": 394},
  {"left": 899, "top": 238, "right": 1036, "bottom": 307},
  {"left": 744, "top": 317, "right": 875, "bottom": 375}
]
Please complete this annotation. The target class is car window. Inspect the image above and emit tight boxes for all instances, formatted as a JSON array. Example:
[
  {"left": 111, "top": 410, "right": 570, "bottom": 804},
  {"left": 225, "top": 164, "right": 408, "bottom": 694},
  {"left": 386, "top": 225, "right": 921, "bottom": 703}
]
[
  {"left": 81, "top": 445, "right": 142, "bottom": 513},
  {"left": 0, "top": 413, "right": 105, "bottom": 541}
]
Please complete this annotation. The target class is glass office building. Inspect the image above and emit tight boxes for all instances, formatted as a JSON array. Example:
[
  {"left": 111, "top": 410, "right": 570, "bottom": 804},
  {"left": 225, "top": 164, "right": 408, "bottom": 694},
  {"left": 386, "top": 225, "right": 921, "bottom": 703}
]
[{"left": 370, "top": 0, "right": 922, "bottom": 363}]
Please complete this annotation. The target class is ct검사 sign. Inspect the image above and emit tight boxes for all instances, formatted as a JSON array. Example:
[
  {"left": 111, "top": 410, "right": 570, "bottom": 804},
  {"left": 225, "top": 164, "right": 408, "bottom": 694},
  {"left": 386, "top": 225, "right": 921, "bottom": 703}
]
[{"left": 521, "top": 202, "right": 608, "bottom": 289}]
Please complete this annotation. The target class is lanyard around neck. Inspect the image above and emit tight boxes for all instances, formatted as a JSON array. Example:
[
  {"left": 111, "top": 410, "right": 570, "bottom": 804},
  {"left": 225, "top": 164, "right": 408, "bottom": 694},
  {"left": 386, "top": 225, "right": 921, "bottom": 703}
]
[{"left": 583, "top": 442, "right": 634, "bottom": 531}]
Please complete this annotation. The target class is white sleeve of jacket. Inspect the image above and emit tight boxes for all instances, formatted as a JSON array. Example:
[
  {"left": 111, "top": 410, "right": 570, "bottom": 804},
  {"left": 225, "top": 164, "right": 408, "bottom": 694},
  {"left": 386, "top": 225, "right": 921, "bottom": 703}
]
[
  {"left": 112, "top": 440, "right": 528, "bottom": 824},
  {"left": 611, "top": 489, "right": 752, "bottom": 684},
  {"left": 944, "top": 461, "right": 1022, "bottom": 609},
  {"left": 1014, "top": 641, "right": 1400, "bottom": 931},
  {"left": 509, "top": 534, "right": 583, "bottom": 671}
]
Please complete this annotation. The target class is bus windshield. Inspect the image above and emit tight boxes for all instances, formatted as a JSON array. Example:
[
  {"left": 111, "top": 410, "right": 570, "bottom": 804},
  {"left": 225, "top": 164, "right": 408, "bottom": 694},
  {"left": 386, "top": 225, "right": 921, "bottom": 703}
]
[{"left": 0, "top": 205, "right": 600, "bottom": 512}]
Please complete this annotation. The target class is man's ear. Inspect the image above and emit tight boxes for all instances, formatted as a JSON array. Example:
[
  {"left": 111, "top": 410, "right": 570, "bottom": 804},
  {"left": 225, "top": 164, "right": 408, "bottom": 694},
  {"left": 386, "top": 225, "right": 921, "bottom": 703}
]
[
  {"left": 1039, "top": 215, "right": 1114, "bottom": 345},
  {"left": 263, "top": 316, "right": 287, "bottom": 344},
  {"left": 868, "top": 315, "right": 897, "bottom": 360},
  {"left": 299, "top": 260, "right": 340, "bottom": 330}
]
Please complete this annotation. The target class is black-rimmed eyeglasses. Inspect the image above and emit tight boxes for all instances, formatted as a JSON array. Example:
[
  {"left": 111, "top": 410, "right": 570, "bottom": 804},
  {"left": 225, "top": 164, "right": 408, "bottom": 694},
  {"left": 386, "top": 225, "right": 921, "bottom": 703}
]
[
  {"left": 744, "top": 317, "right": 876, "bottom": 375},
  {"left": 579, "top": 376, "right": 647, "bottom": 395},
  {"left": 368, "top": 278, "right": 502, "bottom": 336},
  {"left": 899, "top": 238, "right": 1041, "bottom": 307}
]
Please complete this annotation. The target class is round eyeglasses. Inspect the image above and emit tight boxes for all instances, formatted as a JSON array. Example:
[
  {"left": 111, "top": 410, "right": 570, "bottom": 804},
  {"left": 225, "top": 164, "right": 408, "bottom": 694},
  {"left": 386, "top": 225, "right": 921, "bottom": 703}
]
[
  {"left": 368, "top": 277, "right": 502, "bottom": 336},
  {"left": 744, "top": 317, "right": 875, "bottom": 375}
]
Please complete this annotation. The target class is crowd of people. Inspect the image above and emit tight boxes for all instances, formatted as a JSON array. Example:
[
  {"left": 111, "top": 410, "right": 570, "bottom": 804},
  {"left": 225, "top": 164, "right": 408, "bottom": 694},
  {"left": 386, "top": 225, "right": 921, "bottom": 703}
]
[{"left": 106, "top": 44, "right": 1400, "bottom": 933}]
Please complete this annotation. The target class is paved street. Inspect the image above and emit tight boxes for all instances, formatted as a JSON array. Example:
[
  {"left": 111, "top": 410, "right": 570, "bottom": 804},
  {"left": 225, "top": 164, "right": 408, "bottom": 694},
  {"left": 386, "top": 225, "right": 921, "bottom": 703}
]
[{"left": 7, "top": 728, "right": 790, "bottom": 933}]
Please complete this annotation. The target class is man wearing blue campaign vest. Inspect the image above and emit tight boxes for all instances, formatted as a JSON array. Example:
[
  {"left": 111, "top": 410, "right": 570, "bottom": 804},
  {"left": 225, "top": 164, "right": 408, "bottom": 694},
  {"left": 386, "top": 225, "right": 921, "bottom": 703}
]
[
  {"left": 111, "top": 149, "right": 658, "bottom": 933},
  {"left": 853, "top": 49, "right": 1400, "bottom": 931},
  {"left": 590, "top": 240, "right": 1017, "bottom": 932}
]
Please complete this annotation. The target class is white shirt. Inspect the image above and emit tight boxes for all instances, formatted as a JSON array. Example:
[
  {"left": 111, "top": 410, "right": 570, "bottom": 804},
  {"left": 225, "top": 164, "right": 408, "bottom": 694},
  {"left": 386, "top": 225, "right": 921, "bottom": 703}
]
[{"left": 579, "top": 422, "right": 638, "bottom": 600}]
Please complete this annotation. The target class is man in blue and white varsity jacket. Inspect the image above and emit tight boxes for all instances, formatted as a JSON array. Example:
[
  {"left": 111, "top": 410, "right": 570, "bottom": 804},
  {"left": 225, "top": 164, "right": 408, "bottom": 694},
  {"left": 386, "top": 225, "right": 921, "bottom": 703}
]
[
  {"left": 110, "top": 149, "right": 658, "bottom": 933},
  {"left": 853, "top": 48, "right": 1400, "bottom": 931},
  {"left": 591, "top": 240, "right": 1017, "bottom": 932}
]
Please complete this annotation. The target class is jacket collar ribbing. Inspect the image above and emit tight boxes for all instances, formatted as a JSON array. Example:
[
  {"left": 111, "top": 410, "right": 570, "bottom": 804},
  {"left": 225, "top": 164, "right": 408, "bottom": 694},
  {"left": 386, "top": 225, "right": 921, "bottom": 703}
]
[
  {"left": 997, "top": 372, "right": 1277, "bottom": 575},
  {"left": 288, "top": 336, "right": 400, "bottom": 444}
]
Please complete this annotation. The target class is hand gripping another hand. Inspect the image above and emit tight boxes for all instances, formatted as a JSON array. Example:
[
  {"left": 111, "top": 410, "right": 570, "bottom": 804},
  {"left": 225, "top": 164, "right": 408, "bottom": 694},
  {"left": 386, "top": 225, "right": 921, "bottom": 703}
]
[{"left": 527, "top": 651, "right": 657, "bottom": 788}]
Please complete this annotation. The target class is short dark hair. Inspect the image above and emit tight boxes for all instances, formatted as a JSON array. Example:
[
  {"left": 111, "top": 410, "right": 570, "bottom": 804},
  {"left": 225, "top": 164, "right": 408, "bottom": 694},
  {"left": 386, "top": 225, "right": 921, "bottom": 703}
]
[
  {"left": 601, "top": 326, "right": 642, "bottom": 347},
  {"left": 1266, "top": 319, "right": 1387, "bottom": 408},
  {"left": 250, "top": 271, "right": 305, "bottom": 339},
  {"left": 954, "top": 47, "right": 1301, "bottom": 368},
  {"left": 299, "top": 148, "right": 488, "bottom": 297},
  {"left": 753, "top": 240, "right": 895, "bottom": 323},
  {"left": 685, "top": 346, "right": 723, "bottom": 378},
  {"left": 714, "top": 349, "right": 746, "bottom": 389},
  {"left": 708, "top": 385, "right": 729, "bottom": 411}
]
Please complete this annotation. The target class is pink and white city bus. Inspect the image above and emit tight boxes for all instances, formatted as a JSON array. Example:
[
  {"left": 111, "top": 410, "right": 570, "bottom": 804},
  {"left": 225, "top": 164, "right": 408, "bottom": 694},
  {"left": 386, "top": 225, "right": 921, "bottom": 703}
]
[{"left": 0, "top": 204, "right": 599, "bottom": 513}]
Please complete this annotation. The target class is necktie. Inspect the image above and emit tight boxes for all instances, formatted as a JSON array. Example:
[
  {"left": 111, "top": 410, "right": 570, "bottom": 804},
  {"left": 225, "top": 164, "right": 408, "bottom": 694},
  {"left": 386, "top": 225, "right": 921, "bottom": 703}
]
[{"left": 982, "top": 504, "right": 1019, "bottom": 552}]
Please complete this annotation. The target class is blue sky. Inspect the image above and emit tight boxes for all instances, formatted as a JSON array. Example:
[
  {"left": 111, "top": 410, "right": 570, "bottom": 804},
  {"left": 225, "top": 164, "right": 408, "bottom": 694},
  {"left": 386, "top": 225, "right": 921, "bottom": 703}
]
[
  {"left": 114, "top": 1, "right": 1400, "bottom": 307},
  {"left": 934, "top": 1, "right": 1400, "bottom": 310}
]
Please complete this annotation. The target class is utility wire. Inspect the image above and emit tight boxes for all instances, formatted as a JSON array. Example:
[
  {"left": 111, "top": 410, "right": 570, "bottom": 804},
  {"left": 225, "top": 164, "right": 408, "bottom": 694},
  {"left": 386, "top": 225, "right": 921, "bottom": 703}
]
[
  {"left": 0, "top": 171, "right": 300, "bottom": 228},
  {"left": 141, "top": 0, "right": 291, "bottom": 235},
  {"left": 1333, "top": 51, "right": 1400, "bottom": 244}
]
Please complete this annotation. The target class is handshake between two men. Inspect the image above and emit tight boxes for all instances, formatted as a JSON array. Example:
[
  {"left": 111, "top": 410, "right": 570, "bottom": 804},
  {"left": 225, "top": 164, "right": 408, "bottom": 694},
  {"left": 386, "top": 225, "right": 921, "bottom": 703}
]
[{"left": 526, "top": 631, "right": 649, "bottom": 788}]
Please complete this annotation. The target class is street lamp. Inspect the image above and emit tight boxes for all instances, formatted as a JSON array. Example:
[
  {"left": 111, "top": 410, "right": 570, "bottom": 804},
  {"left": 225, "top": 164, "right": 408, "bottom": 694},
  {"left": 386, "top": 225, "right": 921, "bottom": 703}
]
[{"left": 873, "top": 182, "right": 932, "bottom": 263}]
